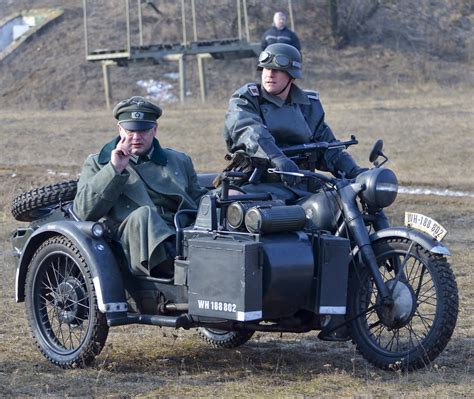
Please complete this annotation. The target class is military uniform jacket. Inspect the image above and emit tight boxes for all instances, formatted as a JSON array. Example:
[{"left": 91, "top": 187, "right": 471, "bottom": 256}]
[
  {"left": 223, "top": 83, "right": 358, "bottom": 177},
  {"left": 74, "top": 137, "right": 207, "bottom": 229}
]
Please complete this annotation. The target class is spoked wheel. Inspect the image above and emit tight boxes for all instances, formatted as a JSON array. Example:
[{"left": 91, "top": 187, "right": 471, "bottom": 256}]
[
  {"left": 25, "top": 235, "right": 109, "bottom": 368},
  {"left": 348, "top": 238, "right": 458, "bottom": 371},
  {"left": 198, "top": 328, "right": 254, "bottom": 348}
]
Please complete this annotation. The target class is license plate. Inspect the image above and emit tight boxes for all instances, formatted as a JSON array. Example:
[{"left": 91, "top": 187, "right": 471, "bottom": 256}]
[{"left": 404, "top": 212, "right": 448, "bottom": 241}]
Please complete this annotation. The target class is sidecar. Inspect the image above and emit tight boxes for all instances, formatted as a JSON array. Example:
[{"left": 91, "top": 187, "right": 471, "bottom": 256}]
[{"left": 11, "top": 173, "right": 351, "bottom": 368}]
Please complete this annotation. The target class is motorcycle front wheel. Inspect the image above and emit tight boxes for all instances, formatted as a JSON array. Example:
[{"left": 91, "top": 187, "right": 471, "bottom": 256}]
[
  {"left": 25, "top": 235, "right": 109, "bottom": 368},
  {"left": 348, "top": 237, "right": 458, "bottom": 371}
]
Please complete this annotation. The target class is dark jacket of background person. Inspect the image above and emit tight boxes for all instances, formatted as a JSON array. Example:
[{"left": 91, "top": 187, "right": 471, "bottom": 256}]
[{"left": 261, "top": 26, "right": 301, "bottom": 50}]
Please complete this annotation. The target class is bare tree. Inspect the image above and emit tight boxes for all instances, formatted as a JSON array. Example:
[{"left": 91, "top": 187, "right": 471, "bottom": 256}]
[{"left": 328, "top": 0, "right": 383, "bottom": 48}]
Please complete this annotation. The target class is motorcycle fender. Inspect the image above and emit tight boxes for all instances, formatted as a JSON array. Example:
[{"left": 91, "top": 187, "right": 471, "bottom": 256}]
[
  {"left": 367, "top": 227, "right": 451, "bottom": 256},
  {"left": 15, "top": 221, "right": 128, "bottom": 314}
]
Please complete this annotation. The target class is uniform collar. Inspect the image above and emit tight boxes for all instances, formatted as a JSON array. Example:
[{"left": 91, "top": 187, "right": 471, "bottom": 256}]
[
  {"left": 261, "top": 83, "right": 310, "bottom": 107},
  {"left": 98, "top": 136, "right": 167, "bottom": 166}
]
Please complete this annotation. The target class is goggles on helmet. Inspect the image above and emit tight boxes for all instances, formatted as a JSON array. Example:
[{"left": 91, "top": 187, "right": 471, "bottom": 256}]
[{"left": 258, "top": 51, "right": 301, "bottom": 69}]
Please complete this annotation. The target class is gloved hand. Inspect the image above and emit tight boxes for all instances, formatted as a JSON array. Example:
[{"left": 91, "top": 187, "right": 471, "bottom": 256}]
[{"left": 271, "top": 155, "right": 300, "bottom": 186}]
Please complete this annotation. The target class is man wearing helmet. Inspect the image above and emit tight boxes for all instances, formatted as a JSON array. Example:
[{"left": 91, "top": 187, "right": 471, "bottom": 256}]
[{"left": 223, "top": 43, "right": 365, "bottom": 200}]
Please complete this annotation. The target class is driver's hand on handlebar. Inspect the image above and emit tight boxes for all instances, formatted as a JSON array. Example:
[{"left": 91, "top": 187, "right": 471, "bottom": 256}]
[{"left": 270, "top": 155, "right": 300, "bottom": 186}]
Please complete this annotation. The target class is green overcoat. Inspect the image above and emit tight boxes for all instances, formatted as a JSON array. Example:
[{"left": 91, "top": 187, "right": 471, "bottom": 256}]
[{"left": 73, "top": 137, "right": 207, "bottom": 275}]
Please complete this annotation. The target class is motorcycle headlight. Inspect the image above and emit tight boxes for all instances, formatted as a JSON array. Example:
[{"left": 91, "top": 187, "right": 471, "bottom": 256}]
[
  {"left": 227, "top": 200, "right": 285, "bottom": 230},
  {"left": 245, "top": 205, "right": 306, "bottom": 234},
  {"left": 91, "top": 222, "right": 105, "bottom": 238},
  {"left": 356, "top": 168, "right": 398, "bottom": 209}
]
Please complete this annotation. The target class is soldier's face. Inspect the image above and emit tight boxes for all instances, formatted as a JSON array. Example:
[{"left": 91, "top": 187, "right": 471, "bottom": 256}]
[
  {"left": 262, "top": 68, "right": 292, "bottom": 97},
  {"left": 118, "top": 124, "right": 157, "bottom": 155}
]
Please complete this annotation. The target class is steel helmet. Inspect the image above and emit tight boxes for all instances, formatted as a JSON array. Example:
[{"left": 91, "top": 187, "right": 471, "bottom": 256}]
[{"left": 257, "top": 43, "right": 302, "bottom": 79}]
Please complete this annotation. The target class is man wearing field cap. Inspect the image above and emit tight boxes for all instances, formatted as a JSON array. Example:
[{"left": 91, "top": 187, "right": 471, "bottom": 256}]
[{"left": 74, "top": 96, "right": 207, "bottom": 277}]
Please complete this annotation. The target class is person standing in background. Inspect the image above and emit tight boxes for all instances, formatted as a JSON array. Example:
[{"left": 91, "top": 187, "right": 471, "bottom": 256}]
[{"left": 261, "top": 11, "right": 301, "bottom": 51}]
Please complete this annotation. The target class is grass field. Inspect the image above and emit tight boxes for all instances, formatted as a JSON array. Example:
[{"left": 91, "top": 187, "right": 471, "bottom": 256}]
[{"left": 0, "top": 87, "right": 472, "bottom": 397}]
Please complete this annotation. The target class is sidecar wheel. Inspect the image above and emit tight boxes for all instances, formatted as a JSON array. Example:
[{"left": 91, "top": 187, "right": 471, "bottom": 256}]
[
  {"left": 348, "top": 238, "right": 458, "bottom": 371},
  {"left": 11, "top": 180, "right": 78, "bottom": 222},
  {"left": 25, "top": 235, "right": 109, "bottom": 368},
  {"left": 198, "top": 328, "right": 254, "bottom": 348}
]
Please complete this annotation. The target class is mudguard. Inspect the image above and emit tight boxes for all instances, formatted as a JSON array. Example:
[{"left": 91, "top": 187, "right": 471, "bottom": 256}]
[
  {"left": 15, "top": 220, "right": 128, "bottom": 314},
  {"left": 367, "top": 226, "right": 451, "bottom": 256}
]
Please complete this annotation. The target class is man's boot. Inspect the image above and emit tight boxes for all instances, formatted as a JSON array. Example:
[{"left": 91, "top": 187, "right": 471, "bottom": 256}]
[
  {"left": 318, "top": 315, "right": 351, "bottom": 342},
  {"left": 150, "top": 238, "right": 176, "bottom": 278}
]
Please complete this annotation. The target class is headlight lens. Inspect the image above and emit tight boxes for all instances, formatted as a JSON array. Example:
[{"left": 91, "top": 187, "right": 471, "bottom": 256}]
[
  {"left": 226, "top": 200, "right": 285, "bottom": 231},
  {"left": 356, "top": 168, "right": 398, "bottom": 208},
  {"left": 91, "top": 222, "right": 105, "bottom": 238}
]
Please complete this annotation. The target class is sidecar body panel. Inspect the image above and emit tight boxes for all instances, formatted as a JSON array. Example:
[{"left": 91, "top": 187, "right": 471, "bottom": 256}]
[
  {"left": 14, "top": 221, "right": 128, "bottom": 314},
  {"left": 309, "top": 234, "right": 351, "bottom": 315},
  {"left": 187, "top": 236, "right": 263, "bottom": 321}
]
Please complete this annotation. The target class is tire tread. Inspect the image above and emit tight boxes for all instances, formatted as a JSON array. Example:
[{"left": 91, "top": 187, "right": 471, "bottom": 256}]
[{"left": 11, "top": 180, "right": 78, "bottom": 221}]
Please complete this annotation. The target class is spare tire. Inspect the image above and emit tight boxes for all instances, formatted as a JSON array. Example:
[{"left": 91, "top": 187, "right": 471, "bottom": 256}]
[{"left": 11, "top": 180, "right": 78, "bottom": 222}]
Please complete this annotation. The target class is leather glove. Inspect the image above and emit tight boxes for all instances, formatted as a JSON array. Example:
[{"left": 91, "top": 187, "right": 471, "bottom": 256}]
[{"left": 271, "top": 155, "right": 300, "bottom": 186}]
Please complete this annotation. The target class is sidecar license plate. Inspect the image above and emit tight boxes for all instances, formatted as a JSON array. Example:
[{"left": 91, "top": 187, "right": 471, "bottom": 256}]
[{"left": 404, "top": 212, "right": 448, "bottom": 241}]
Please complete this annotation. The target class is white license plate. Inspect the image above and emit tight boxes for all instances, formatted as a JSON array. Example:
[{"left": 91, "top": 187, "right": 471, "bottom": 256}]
[{"left": 404, "top": 212, "right": 448, "bottom": 241}]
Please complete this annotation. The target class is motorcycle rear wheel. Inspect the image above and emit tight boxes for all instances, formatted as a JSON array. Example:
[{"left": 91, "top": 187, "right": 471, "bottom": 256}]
[{"left": 348, "top": 237, "right": 458, "bottom": 371}]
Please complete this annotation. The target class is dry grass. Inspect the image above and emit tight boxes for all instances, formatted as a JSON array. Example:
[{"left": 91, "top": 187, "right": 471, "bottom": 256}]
[{"left": 0, "top": 86, "right": 473, "bottom": 397}]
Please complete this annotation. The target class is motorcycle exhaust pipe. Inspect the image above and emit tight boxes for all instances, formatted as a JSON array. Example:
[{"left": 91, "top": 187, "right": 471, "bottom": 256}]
[{"left": 107, "top": 313, "right": 193, "bottom": 329}]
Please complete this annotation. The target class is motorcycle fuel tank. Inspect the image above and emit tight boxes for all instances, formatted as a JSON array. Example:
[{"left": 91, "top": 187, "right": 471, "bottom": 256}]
[{"left": 297, "top": 190, "right": 341, "bottom": 232}]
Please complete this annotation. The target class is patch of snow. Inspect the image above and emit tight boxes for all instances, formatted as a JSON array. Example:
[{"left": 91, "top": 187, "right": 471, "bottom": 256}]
[
  {"left": 399, "top": 186, "right": 474, "bottom": 198},
  {"left": 136, "top": 79, "right": 178, "bottom": 103},
  {"left": 164, "top": 72, "right": 179, "bottom": 80}
]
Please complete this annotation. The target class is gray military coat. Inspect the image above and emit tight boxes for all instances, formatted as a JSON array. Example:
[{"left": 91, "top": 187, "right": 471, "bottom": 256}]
[
  {"left": 223, "top": 82, "right": 360, "bottom": 178},
  {"left": 74, "top": 137, "right": 207, "bottom": 274}
]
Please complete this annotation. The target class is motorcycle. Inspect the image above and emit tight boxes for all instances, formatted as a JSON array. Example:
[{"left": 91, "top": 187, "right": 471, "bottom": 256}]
[{"left": 10, "top": 138, "right": 458, "bottom": 371}]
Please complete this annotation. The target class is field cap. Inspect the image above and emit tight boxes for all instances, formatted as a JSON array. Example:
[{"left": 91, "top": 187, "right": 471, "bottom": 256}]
[{"left": 113, "top": 96, "right": 162, "bottom": 131}]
